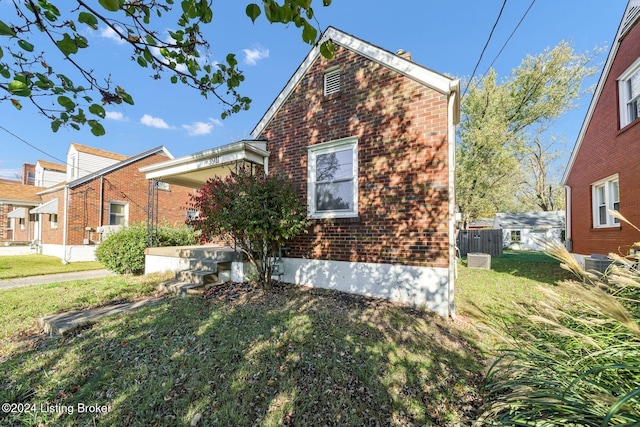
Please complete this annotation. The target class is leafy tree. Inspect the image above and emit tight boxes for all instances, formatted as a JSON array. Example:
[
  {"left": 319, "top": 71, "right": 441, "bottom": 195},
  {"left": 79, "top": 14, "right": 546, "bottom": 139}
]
[
  {"left": 457, "top": 41, "right": 598, "bottom": 227},
  {"left": 0, "top": 0, "right": 334, "bottom": 136},
  {"left": 187, "top": 169, "right": 309, "bottom": 288}
]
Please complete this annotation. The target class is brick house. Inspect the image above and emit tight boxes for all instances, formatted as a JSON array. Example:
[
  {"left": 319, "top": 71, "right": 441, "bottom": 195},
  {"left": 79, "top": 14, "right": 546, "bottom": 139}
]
[
  {"left": 29, "top": 144, "right": 194, "bottom": 261},
  {"left": 1, "top": 180, "right": 43, "bottom": 243},
  {"left": 142, "top": 27, "right": 460, "bottom": 317},
  {"left": 562, "top": 0, "right": 640, "bottom": 261}
]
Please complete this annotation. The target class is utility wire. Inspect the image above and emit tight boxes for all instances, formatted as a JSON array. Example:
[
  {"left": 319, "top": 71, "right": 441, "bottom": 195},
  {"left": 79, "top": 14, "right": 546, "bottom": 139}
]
[
  {"left": 462, "top": 0, "right": 508, "bottom": 98},
  {"left": 480, "top": 0, "right": 536, "bottom": 80}
]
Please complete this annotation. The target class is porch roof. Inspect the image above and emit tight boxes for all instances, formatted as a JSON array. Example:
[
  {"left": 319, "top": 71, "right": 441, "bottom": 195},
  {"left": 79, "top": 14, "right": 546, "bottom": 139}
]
[
  {"left": 140, "top": 140, "right": 269, "bottom": 189},
  {"left": 7, "top": 207, "right": 27, "bottom": 218},
  {"left": 30, "top": 198, "right": 58, "bottom": 214}
]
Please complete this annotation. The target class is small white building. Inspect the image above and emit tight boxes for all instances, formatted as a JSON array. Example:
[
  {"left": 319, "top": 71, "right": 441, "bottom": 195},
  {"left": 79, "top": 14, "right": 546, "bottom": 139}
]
[{"left": 494, "top": 211, "right": 565, "bottom": 251}]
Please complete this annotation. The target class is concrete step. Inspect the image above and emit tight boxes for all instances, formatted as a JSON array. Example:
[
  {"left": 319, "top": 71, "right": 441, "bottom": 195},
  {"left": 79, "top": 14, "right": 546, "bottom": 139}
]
[
  {"left": 187, "top": 258, "right": 218, "bottom": 272},
  {"left": 39, "top": 297, "right": 166, "bottom": 336},
  {"left": 175, "top": 269, "right": 219, "bottom": 285},
  {"left": 158, "top": 281, "right": 206, "bottom": 297}
]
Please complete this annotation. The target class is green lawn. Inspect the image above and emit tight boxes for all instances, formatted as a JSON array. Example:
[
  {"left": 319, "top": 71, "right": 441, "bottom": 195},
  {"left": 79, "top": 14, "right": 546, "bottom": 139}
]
[
  {"left": 455, "top": 250, "right": 574, "bottom": 322},
  {"left": 0, "top": 250, "right": 571, "bottom": 426},
  {"left": 0, "top": 255, "right": 104, "bottom": 279}
]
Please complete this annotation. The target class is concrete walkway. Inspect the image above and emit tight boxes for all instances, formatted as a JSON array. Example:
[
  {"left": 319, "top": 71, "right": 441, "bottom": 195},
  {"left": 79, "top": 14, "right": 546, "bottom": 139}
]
[
  {"left": 0, "top": 269, "right": 114, "bottom": 291},
  {"left": 39, "top": 296, "right": 166, "bottom": 335}
]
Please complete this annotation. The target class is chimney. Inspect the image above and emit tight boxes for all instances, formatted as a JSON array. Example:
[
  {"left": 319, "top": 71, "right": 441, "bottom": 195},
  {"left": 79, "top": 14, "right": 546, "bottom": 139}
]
[
  {"left": 22, "top": 163, "right": 35, "bottom": 186},
  {"left": 396, "top": 49, "right": 412, "bottom": 61}
]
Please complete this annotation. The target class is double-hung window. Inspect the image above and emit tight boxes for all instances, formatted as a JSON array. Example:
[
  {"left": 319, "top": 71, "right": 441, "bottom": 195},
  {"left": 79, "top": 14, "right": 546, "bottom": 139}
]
[
  {"left": 109, "top": 202, "right": 128, "bottom": 226},
  {"left": 308, "top": 137, "right": 358, "bottom": 219},
  {"left": 618, "top": 58, "right": 640, "bottom": 128},
  {"left": 592, "top": 175, "right": 620, "bottom": 228}
]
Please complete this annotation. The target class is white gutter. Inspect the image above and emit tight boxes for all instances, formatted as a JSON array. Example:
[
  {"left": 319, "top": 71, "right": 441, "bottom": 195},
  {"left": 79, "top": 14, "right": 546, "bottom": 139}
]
[
  {"left": 564, "top": 185, "right": 572, "bottom": 249},
  {"left": 62, "top": 186, "right": 69, "bottom": 263},
  {"left": 447, "top": 80, "right": 460, "bottom": 319}
]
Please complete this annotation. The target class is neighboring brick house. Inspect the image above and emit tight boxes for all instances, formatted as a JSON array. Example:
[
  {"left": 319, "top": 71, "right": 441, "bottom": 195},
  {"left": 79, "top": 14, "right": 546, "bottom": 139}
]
[
  {"left": 142, "top": 27, "right": 460, "bottom": 317},
  {"left": 562, "top": 0, "right": 640, "bottom": 262},
  {"left": 30, "top": 144, "right": 195, "bottom": 261},
  {"left": 0, "top": 180, "right": 43, "bottom": 242}
]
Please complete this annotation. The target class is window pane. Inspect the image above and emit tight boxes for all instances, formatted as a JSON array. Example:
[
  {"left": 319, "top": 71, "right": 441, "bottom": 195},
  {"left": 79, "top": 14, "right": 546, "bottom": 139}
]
[
  {"left": 611, "top": 181, "right": 619, "bottom": 202},
  {"left": 597, "top": 186, "right": 605, "bottom": 204},
  {"left": 599, "top": 205, "right": 607, "bottom": 225},
  {"left": 316, "top": 181, "right": 353, "bottom": 211},
  {"left": 316, "top": 149, "right": 353, "bottom": 182},
  {"left": 630, "top": 70, "right": 640, "bottom": 98},
  {"left": 111, "top": 204, "right": 125, "bottom": 214}
]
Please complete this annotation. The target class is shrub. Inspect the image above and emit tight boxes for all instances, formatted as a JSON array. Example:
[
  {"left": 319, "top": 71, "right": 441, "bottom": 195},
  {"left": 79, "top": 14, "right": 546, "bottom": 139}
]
[
  {"left": 188, "top": 169, "right": 309, "bottom": 288},
  {"left": 96, "top": 223, "right": 197, "bottom": 275},
  {"left": 478, "top": 215, "right": 640, "bottom": 426}
]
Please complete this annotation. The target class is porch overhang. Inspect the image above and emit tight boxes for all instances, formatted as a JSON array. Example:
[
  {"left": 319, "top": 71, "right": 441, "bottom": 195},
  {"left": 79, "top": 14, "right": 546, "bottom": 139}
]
[
  {"left": 140, "top": 140, "right": 269, "bottom": 189},
  {"left": 7, "top": 207, "right": 27, "bottom": 218},
  {"left": 30, "top": 198, "right": 58, "bottom": 214}
]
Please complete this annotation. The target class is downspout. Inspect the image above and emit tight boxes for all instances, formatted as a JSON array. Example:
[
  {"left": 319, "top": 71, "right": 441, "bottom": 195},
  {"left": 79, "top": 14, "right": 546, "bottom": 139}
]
[
  {"left": 99, "top": 176, "right": 104, "bottom": 227},
  {"left": 62, "top": 186, "right": 69, "bottom": 263},
  {"left": 564, "top": 185, "right": 572, "bottom": 252},
  {"left": 447, "top": 80, "right": 460, "bottom": 319}
]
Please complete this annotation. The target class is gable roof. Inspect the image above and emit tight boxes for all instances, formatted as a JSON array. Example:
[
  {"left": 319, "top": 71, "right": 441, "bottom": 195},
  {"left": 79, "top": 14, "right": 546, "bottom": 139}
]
[
  {"left": 37, "top": 146, "right": 173, "bottom": 194},
  {"left": 69, "top": 142, "right": 128, "bottom": 162},
  {"left": 493, "top": 211, "right": 565, "bottom": 229},
  {"left": 0, "top": 180, "right": 43, "bottom": 205},
  {"left": 37, "top": 159, "right": 66, "bottom": 172},
  {"left": 250, "top": 26, "right": 460, "bottom": 138},
  {"left": 562, "top": 0, "right": 640, "bottom": 184}
]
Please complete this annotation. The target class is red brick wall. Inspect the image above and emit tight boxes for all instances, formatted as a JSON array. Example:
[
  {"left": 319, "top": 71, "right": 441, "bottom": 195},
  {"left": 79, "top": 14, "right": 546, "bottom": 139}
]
[
  {"left": 11, "top": 211, "right": 33, "bottom": 242},
  {"left": 259, "top": 46, "right": 451, "bottom": 268},
  {"left": 40, "top": 153, "right": 195, "bottom": 246},
  {"left": 0, "top": 204, "right": 10, "bottom": 241},
  {"left": 566, "top": 21, "right": 640, "bottom": 256}
]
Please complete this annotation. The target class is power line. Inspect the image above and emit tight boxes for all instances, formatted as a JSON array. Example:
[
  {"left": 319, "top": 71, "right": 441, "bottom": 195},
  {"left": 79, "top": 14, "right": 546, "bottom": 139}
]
[
  {"left": 481, "top": 0, "right": 536, "bottom": 79},
  {"left": 0, "top": 124, "right": 69, "bottom": 167},
  {"left": 462, "top": 0, "right": 509, "bottom": 98}
]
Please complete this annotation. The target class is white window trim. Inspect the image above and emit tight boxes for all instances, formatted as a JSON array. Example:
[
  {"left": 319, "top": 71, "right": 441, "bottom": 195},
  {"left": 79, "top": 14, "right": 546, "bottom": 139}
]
[
  {"left": 108, "top": 201, "right": 129, "bottom": 226},
  {"left": 591, "top": 174, "right": 620, "bottom": 229},
  {"left": 618, "top": 57, "right": 640, "bottom": 128},
  {"left": 307, "top": 137, "right": 358, "bottom": 219},
  {"left": 50, "top": 213, "right": 58, "bottom": 229}
]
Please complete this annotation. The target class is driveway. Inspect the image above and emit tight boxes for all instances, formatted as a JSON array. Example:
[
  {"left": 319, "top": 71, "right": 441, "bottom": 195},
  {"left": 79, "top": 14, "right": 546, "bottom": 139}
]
[{"left": 0, "top": 270, "right": 114, "bottom": 291}]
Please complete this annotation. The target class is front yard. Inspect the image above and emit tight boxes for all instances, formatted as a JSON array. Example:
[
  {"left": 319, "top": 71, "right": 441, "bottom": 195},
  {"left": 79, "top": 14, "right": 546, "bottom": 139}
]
[
  {"left": 0, "top": 251, "right": 572, "bottom": 426},
  {"left": 0, "top": 255, "right": 103, "bottom": 279}
]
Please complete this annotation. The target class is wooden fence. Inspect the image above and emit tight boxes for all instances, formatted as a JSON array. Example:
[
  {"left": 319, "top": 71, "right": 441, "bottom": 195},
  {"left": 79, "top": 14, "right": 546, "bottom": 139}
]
[{"left": 456, "top": 229, "right": 503, "bottom": 257}]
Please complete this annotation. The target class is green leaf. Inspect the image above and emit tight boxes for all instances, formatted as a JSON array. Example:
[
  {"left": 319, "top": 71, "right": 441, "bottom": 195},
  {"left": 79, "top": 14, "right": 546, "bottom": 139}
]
[
  {"left": 8, "top": 80, "right": 31, "bottom": 97},
  {"left": 18, "top": 40, "right": 34, "bottom": 52},
  {"left": 78, "top": 12, "right": 99, "bottom": 30},
  {"left": 226, "top": 53, "right": 237, "bottom": 68},
  {"left": 170, "top": 75, "right": 178, "bottom": 84},
  {"left": 0, "top": 46, "right": 3, "bottom": 60},
  {"left": 11, "top": 98, "right": 22, "bottom": 110},
  {"left": 88, "top": 120, "right": 106, "bottom": 136},
  {"left": 89, "top": 104, "right": 106, "bottom": 118},
  {"left": 245, "top": 4, "right": 261, "bottom": 23},
  {"left": 57, "top": 95, "right": 76, "bottom": 111},
  {"left": 137, "top": 56, "right": 148, "bottom": 67},
  {"left": 51, "top": 120, "right": 62, "bottom": 132},
  {"left": 302, "top": 23, "right": 317, "bottom": 45},
  {"left": 99, "top": 0, "right": 120, "bottom": 12},
  {"left": 143, "top": 48, "right": 153, "bottom": 63},
  {"left": 319, "top": 40, "right": 335, "bottom": 59},
  {"left": 56, "top": 34, "right": 78, "bottom": 56},
  {"left": 0, "top": 20, "right": 16, "bottom": 37}
]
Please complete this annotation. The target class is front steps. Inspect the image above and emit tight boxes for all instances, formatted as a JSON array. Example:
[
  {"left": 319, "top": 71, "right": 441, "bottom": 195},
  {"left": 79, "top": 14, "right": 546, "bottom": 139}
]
[{"left": 158, "top": 258, "right": 233, "bottom": 297}]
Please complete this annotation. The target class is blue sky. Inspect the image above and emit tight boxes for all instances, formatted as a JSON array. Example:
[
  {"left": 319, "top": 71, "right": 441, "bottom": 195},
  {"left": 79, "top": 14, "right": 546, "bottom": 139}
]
[{"left": 0, "top": 0, "right": 629, "bottom": 180}]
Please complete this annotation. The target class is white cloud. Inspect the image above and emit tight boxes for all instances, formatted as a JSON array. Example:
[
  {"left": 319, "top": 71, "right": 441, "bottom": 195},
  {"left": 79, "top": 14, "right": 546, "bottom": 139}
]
[
  {"left": 99, "top": 26, "right": 126, "bottom": 45},
  {"left": 182, "top": 118, "right": 223, "bottom": 136},
  {"left": 105, "top": 111, "right": 125, "bottom": 121},
  {"left": 0, "top": 168, "right": 20, "bottom": 180},
  {"left": 140, "top": 114, "right": 173, "bottom": 129},
  {"left": 243, "top": 46, "right": 269, "bottom": 65}
]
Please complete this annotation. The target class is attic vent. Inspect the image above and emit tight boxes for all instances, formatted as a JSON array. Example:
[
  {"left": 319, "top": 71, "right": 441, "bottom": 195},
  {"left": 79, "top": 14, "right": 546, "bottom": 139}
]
[
  {"left": 324, "top": 67, "right": 340, "bottom": 96},
  {"left": 622, "top": 6, "right": 640, "bottom": 36}
]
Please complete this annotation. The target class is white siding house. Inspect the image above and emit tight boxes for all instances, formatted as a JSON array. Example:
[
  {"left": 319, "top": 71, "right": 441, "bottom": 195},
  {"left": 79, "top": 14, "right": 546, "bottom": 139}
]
[
  {"left": 494, "top": 211, "right": 565, "bottom": 251},
  {"left": 66, "top": 143, "right": 127, "bottom": 181}
]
